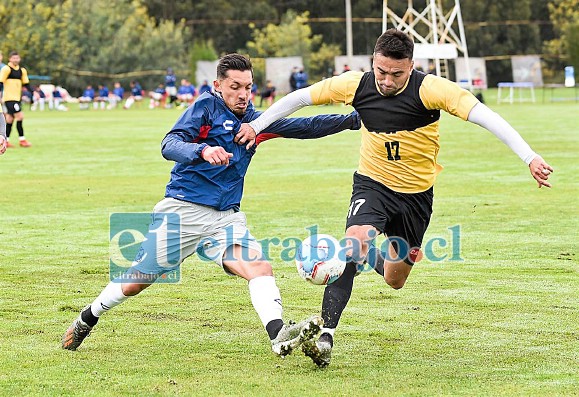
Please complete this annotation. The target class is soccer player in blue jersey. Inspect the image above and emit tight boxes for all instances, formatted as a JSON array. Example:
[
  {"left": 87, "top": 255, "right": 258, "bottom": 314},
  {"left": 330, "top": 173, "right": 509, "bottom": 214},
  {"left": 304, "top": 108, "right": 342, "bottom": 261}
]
[
  {"left": 198, "top": 80, "right": 212, "bottom": 96},
  {"left": 62, "top": 54, "right": 361, "bottom": 358},
  {"left": 78, "top": 84, "right": 95, "bottom": 110},
  {"left": 177, "top": 79, "right": 196, "bottom": 108},
  {"left": 123, "top": 81, "right": 143, "bottom": 109},
  {"left": 94, "top": 84, "right": 109, "bottom": 110},
  {"left": 165, "top": 67, "right": 178, "bottom": 108},
  {"left": 108, "top": 82, "right": 124, "bottom": 109}
]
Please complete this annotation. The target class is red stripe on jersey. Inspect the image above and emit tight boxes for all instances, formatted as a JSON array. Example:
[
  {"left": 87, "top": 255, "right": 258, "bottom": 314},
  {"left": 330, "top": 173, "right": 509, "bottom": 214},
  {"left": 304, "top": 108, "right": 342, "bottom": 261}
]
[
  {"left": 255, "top": 132, "right": 282, "bottom": 146},
  {"left": 193, "top": 125, "right": 211, "bottom": 143}
]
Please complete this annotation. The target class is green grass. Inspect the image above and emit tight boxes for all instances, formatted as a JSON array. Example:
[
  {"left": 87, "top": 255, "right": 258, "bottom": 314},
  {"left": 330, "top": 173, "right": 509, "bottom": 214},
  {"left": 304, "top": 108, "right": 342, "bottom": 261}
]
[{"left": 0, "top": 98, "right": 577, "bottom": 396}]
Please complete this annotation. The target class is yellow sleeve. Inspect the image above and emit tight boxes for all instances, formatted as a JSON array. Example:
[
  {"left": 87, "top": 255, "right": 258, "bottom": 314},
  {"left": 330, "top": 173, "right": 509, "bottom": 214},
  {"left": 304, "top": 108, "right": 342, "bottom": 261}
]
[
  {"left": 419, "top": 74, "right": 479, "bottom": 120},
  {"left": 0, "top": 66, "right": 9, "bottom": 83},
  {"left": 309, "top": 71, "right": 364, "bottom": 106},
  {"left": 21, "top": 68, "right": 29, "bottom": 84}
]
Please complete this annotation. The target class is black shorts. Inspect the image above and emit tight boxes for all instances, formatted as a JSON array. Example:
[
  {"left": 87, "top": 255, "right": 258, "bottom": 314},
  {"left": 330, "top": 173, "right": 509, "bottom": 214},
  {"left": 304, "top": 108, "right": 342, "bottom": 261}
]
[
  {"left": 4, "top": 101, "right": 23, "bottom": 115},
  {"left": 345, "top": 173, "right": 433, "bottom": 265}
]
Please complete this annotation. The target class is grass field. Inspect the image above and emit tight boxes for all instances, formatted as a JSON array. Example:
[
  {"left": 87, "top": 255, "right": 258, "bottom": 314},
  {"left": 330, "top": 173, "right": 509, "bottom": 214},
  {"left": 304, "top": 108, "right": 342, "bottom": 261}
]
[{"left": 0, "top": 96, "right": 577, "bottom": 396}]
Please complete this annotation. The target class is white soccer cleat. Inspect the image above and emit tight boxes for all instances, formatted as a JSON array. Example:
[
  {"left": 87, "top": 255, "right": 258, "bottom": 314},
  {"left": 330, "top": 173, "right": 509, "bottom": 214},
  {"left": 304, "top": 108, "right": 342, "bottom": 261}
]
[
  {"left": 271, "top": 315, "right": 323, "bottom": 357},
  {"left": 302, "top": 333, "right": 333, "bottom": 368}
]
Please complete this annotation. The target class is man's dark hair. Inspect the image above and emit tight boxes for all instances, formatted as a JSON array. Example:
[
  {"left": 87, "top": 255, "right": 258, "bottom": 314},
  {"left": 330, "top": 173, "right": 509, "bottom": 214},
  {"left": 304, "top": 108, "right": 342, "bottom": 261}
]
[
  {"left": 216, "top": 53, "right": 253, "bottom": 80},
  {"left": 9, "top": 51, "right": 19, "bottom": 57},
  {"left": 374, "top": 29, "right": 414, "bottom": 60}
]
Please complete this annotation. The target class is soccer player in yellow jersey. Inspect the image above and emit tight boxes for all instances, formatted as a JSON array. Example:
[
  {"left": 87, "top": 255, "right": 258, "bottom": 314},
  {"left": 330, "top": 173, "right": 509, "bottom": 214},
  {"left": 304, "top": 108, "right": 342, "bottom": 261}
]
[
  {"left": 0, "top": 51, "right": 32, "bottom": 147},
  {"left": 237, "top": 29, "right": 554, "bottom": 367}
]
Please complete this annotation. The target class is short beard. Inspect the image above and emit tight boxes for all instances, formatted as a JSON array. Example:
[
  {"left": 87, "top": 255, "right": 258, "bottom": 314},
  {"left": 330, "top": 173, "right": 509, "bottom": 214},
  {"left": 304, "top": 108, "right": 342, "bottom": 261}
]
[
  {"left": 232, "top": 108, "right": 246, "bottom": 117},
  {"left": 379, "top": 88, "right": 397, "bottom": 97}
]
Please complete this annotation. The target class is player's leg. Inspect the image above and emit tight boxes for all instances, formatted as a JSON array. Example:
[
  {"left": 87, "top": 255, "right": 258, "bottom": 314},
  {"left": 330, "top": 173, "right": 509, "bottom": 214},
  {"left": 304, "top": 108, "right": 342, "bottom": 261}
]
[
  {"left": 323, "top": 224, "right": 377, "bottom": 328},
  {"left": 62, "top": 200, "right": 192, "bottom": 350},
  {"left": 367, "top": 187, "right": 433, "bottom": 289},
  {"left": 204, "top": 211, "right": 322, "bottom": 357},
  {"left": 4, "top": 109, "right": 14, "bottom": 147},
  {"left": 124, "top": 96, "right": 134, "bottom": 109},
  {"left": 301, "top": 224, "right": 377, "bottom": 367},
  {"left": 303, "top": 173, "right": 393, "bottom": 367},
  {"left": 14, "top": 109, "right": 30, "bottom": 147},
  {"left": 367, "top": 241, "right": 414, "bottom": 289},
  {"left": 61, "top": 271, "right": 163, "bottom": 351}
]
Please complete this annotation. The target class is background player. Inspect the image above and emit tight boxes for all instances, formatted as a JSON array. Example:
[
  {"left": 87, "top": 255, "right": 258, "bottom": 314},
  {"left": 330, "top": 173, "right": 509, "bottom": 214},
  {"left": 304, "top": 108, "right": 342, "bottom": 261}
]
[{"left": 0, "top": 51, "right": 32, "bottom": 147}]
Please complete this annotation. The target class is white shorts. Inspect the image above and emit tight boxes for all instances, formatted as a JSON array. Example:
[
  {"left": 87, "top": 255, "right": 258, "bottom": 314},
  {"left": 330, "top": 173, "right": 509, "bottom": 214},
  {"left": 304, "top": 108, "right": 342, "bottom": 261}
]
[
  {"left": 166, "top": 86, "right": 177, "bottom": 96},
  {"left": 131, "top": 198, "right": 262, "bottom": 276},
  {"left": 178, "top": 93, "right": 194, "bottom": 101}
]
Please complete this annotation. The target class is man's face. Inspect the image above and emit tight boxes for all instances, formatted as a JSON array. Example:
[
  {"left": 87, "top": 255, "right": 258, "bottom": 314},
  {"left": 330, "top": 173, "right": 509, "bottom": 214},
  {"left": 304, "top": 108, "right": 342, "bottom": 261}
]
[
  {"left": 372, "top": 53, "right": 413, "bottom": 97},
  {"left": 9, "top": 54, "right": 20, "bottom": 66},
  {"left": 213, "top": 70, "right": 253, "bottom": 116}
]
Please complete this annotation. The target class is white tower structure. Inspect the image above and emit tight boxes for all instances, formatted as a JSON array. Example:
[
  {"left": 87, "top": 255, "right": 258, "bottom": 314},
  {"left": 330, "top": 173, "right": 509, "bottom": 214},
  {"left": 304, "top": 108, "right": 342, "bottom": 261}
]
[{"left": 382, "top": 0, "right": 471, "bottom": 86}]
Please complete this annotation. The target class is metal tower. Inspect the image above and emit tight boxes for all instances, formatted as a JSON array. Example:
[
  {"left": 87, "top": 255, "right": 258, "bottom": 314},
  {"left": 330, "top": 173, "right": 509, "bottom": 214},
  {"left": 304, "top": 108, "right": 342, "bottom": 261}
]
[{"left": 382, "top": 0, "right": 471, "bottom": 86}]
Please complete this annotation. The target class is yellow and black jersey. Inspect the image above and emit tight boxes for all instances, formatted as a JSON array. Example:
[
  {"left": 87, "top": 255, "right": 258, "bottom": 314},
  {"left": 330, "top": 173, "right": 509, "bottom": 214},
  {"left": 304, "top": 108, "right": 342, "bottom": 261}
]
[
  {"left": 309, "top": 70, "right": 479, "bottom": 193},
  {"left": 0, "top": 63, "right": 29, "bottom": 102}
]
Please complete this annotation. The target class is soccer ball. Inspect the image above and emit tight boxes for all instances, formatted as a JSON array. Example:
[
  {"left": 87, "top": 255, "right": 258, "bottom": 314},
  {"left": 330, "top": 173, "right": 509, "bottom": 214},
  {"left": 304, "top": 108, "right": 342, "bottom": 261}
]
[{"left": 296, "top": 234, "right": 346, "bottom": 285}]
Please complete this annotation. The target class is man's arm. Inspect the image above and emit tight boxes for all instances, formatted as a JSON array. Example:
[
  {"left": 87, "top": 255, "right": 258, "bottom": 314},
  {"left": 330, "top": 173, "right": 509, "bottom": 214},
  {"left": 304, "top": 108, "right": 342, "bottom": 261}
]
[
  {"left": 162, "top": 131, "right": 232, "bottom": 167},
  {"left": 467, "top": 102, "right": 554, "bottom": 188},
  {"left": 236, "top": 72, "right": 362, "bottom": 147},
  {"left": 161, "top": 131, "right": 208, "bottom": 164},
  {"left": 161, "top": 99, "right": 232, "bottom": 166},
  {"left": 254, "top": 111, "right": 360, "bottom": 146},
  {"left": 236, "top": 88, "right": 313, "bottom": 147}
]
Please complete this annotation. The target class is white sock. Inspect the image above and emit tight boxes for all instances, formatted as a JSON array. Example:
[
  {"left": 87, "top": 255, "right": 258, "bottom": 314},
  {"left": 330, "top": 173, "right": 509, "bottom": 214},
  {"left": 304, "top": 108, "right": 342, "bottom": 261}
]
[
  {"left": 90, "top": 282, "right": 129, "bottom": 317},
  {"left": 321, "top": 327, "right": 336, "bottom": 336},
  {"left": 248, "top": 276, "right": 283, "bottom": 328}
]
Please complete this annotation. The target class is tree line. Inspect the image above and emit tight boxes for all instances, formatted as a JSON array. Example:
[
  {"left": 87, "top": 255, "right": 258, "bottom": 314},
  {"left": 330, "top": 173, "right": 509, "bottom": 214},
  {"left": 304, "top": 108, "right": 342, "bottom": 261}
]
[{"left": 0, "top": 0, "right": 576, "bottom": 93}]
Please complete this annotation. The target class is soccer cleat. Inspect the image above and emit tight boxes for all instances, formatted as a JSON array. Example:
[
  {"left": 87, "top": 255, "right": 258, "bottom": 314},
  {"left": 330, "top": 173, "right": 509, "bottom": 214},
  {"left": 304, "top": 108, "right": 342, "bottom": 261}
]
[
  {"left": 6, "top": 141, "right": 15, "bottom": 148},
  {"left": 302, "top": 333, "right": 333, "bottom": 368},
  {"left": 61, "top": 306, "right": 93, "bottom": 350},
  {"left": 271, "top": 315, "right": 323, "bottom": 357},
  {"left": 19, "top": 139, "right": 32, "bottom": 147}
]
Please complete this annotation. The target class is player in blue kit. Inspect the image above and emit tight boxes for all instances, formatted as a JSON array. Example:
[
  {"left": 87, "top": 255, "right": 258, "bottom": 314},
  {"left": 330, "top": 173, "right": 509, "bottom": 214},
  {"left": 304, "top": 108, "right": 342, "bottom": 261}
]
[
  {"left": 165, "top": 67, "right": 178, "bottom": 108},
  {"left": 94, "top": 84, "right": 109, "bottom": 110},
  {"left": 177, "top": 79, "right": 196, "bottom": 108},
  {"left": 62, "top": 54, "right": 361, "bottom": 358}
]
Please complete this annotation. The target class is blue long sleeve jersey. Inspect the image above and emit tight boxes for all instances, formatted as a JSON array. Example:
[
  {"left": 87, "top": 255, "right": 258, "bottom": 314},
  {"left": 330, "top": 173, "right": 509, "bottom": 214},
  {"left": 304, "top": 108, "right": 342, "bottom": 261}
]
[{"left": 161, "top": 92, "right": 361, "bottom": 211}]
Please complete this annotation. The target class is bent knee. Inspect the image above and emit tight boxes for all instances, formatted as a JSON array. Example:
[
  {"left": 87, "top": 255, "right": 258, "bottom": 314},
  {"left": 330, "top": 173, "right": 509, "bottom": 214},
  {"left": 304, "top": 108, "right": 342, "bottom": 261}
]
[
  {"left": 121, "top": 283, "right": 149, "bottom": 296},
  {"left": 384, "top": 275, "right": 407, "bottom": 290},
  {"left": 250, "top": 260, "right": 273, "bottom": 275}
]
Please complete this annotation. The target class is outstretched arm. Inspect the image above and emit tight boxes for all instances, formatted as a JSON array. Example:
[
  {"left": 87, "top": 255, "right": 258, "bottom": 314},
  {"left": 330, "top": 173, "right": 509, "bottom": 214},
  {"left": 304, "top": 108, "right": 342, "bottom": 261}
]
[
  {"left": 235, "top": 88, "right": 314, "bottom": 148},
  {"left": 467, "top": 103, "right": 553, "bottom": 188},
  {"left": 255, "top": 111, "right": 361, "bottom": 146}
]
